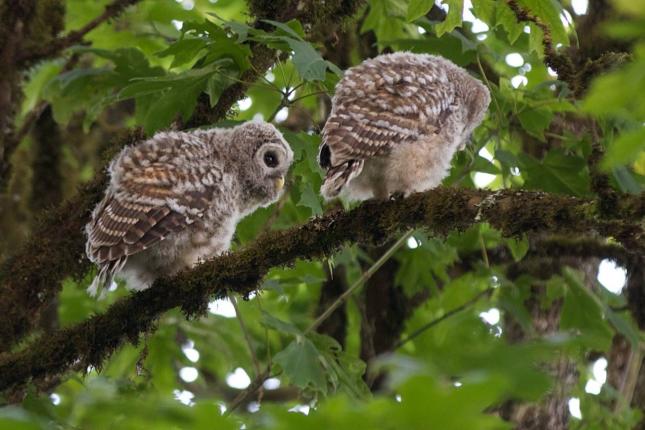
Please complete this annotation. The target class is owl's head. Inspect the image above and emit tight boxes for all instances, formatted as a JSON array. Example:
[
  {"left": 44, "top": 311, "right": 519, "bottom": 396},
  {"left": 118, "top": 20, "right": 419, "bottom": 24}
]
[{"left": 230, "top": 120, "right": 294, "bottom": 211}]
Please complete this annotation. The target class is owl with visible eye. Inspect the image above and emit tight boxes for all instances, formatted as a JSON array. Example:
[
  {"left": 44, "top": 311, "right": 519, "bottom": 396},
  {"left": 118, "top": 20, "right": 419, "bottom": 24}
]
[
  {"left": 85, "top": 120, "right": 293, "bottom": 295},
  {"left": 318, "top": 52, "right": 490, "bottom": 201}
]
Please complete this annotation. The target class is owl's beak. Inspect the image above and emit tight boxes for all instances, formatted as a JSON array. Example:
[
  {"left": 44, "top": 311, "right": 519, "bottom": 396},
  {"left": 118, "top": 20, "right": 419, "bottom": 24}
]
[{"left": 274, "top": 176, "right": 285, "bottom": 190}]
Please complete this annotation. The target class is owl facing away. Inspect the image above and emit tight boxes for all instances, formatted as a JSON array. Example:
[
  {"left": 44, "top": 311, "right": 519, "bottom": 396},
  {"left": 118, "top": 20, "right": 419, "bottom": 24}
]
[
  {"left": 85, "top": 121, "right": 293, "bottom": 295},
  {"left": 318, "top": 52, "right": 491, "bottom": 201}
]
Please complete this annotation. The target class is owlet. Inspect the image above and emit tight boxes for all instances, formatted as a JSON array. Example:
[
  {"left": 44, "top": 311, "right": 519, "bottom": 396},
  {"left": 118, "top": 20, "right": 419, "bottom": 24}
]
[
  {"left": 318, "top": 52, "right": 490, "bottom": 201},
  {"left": 85, "top": 121, "right": 293, "bottom": 295}
]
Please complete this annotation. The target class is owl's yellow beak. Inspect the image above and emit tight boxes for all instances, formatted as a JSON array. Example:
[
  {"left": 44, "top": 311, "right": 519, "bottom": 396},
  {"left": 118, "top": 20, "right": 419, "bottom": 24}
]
[{"left": 274, "top": 176, "right": 285, "bottom": 190}]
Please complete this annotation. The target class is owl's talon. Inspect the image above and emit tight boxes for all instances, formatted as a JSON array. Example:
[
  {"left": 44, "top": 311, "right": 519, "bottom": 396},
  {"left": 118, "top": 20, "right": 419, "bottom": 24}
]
[{"left": 389, "top": 192, "right": 405, "bottom": 201}]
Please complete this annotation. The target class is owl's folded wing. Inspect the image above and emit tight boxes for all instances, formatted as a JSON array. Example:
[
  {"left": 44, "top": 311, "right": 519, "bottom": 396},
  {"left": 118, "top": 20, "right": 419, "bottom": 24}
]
[
  {"left": 320, "top": 73, "right": 457, "bottom": 166},
  {"left": 321, "top": 93, "right": 419, "bottom": 168},
  {"left": 319, "top": 80, "right": 450, "bottom": 198},
  {"left": 86, "top": 165, "right": 212, "bottom": 266}
]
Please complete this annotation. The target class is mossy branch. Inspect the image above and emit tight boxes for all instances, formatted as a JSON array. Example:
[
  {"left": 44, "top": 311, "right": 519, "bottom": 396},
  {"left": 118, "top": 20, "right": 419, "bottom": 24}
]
[
  {"left": 506, "top": 0, "right": 577, "bottom": 91},
  {"left": 0, "top": 187, "right": 643, "bottom": 394}
]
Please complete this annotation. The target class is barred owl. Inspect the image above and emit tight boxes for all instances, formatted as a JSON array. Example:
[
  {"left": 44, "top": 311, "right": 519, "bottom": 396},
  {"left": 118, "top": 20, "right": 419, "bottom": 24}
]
[
  {"left": 85, "top": 121, "right": 293, "bottom": 295},
  {"left": 319, "top": 52, "right": 490, "bottom": 201}
]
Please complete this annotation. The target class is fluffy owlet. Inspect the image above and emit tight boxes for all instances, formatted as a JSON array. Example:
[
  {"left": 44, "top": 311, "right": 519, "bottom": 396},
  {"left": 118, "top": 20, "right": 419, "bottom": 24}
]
[
  {"left": 318, "top": 52, "right": 490, "bottom": 201},
  {"left": 85, "top": 121, "right": 293, "bottom": 295}
]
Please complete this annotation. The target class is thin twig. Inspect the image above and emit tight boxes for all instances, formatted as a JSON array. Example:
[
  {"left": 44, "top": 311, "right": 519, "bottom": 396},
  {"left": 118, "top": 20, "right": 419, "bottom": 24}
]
[
  {"left": 505, "top": 0, "right": 576, "bottom": 93},
  {"left": 289, "top": 91, "right": 329, "bottom": 105},
  {"left": 225, "top": 366, "right": 272, "bottom": 415},
  {"left": 616, "top": 343, "right": 644, "bottom": 412},
  {"left": 10, "top": 55, "right": 80, "bottom": 151},
  {"left": 230, "top": 296, "right": 261, "bottom": 378},
  {"left": 479, "top": 234, "right": 490, "bottom": 268},
  {"left": 4, "top": 101, "right": 47, "bottom": 157},
  {"left": 475, "top": 54, "right": 503, "bottom": 149},
  {"left": 305, "top": 229, "right": 414, "bottom": 334},
  {"left": 393, "top": 288, "right": 492, "bottom": 350},
  {"left": 267, "top": 101, "right": 288, "bottom": 123}
]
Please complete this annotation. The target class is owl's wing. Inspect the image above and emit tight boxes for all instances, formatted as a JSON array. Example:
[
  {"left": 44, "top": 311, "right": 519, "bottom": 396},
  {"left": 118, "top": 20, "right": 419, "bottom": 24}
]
[
  {"left": 86, "top": 164, "right": 212, "bottom": 268},
  {"left": 319, "top": 77, "right": 453, "bottom": 199}
]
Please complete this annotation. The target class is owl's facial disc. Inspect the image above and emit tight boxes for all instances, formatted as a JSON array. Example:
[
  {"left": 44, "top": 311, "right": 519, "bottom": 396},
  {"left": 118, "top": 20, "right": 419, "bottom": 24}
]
[{"left": 252, "top": 141, "right": 293, "bottom": 201}]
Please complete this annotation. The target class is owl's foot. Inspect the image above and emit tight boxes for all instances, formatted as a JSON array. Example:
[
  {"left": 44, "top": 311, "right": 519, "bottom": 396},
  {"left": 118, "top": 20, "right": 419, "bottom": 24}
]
[{"left": 389, "top": 191, "right": 405, "bottom": 201}]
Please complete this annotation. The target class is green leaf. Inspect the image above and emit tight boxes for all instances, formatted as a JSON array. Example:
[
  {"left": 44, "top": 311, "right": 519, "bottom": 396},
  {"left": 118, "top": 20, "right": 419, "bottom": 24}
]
[
  {"left": 602, "top": 128, "right": 645, "bottom": 170},
  {"left": 583, "top": 57, "right": 645, "bottom": 122},
  {"left": 73, "top": 47, "right": 162, "bottom": 78},
  {"left": 519, "top": 150, "right": 590, "bottom": 196},
  {"left": 560, "top": 270, "right": 613, "bottom": 350},
  {"left": 506, "top": 236, "right": 529, "bottom": 261},
  {"left": 494, "top": 149, "right": 519, "bottom": 167},
  {"left": 472, "top": 155, "right": 501, "bottom": 174},
  {"left": 297, "top": 182, "right": 323, "bottom": 216},
  {"left": 156, "top": 38, "right": 207, "bottom": 68},
  {"left": 310, "top": 333, "right": 371, "bottom": 399},
  {"left": 612, "top": 166, "right": 643, "bottom": 193},
  {"left": 613, "top": 0, "right": 645, "bottom": 17},
  {"left": 225, "top": 20, "right": 251, "bottom": 43},
  {"left": 205, "top": 73, "right": 232, "bottom": 107},
  {"left": 285, "top": 39, "right": 329, "bottom": 82},
  {"left": 391, "top": 32, "right": 476, "bottom": 66},
  {"left": 262, "top": 19, "right": 306, "bottom": 40},
  {"left": 435, "top": 0, "right": 464, "bottom": 37},
  {"left": 362, "top": 0, "right": 416, "bottom": 49},
  {"left": 528, "top": 22, "right": 546, "bottom": 55},
  {"left": 517, "top": 106, "right": 553, "bottom": 140},
  {"left": 515, "top": 0, "right": 569, "bottom": 46},
  {"left": 604, "top": 308, "right": 642, "bottom": 348},
  {"left": 260, "top": 310, "right": 303, "bottom": 336},
  {"left": 140, "top": 79, "right": 204, "bottom": 134},
  {"left": 273, "top": 337, "right": 327, "bottom": 393},
  {"left": 471, "top": 0, "right": 524, "bottom": 43},
  {"left": 20, "top": 61, "right": 62, "bottom": 118},
  {"left": 407, "top": 0, "right": 434, "bottom": 21}
]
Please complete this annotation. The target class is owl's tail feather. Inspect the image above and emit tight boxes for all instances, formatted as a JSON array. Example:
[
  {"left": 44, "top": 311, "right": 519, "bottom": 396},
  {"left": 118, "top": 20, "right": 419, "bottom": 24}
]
[
  {"left": 320, "top": 159, "right": 364, "bottom": 200},
  {"left": 87, "top": 258, "right": 127, "bottom": 298}
]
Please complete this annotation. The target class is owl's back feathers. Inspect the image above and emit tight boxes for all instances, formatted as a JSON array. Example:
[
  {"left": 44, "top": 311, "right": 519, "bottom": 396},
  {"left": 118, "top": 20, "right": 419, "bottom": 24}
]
[{"left": 319, "top": 52, "right": 490, "bottom": 200}]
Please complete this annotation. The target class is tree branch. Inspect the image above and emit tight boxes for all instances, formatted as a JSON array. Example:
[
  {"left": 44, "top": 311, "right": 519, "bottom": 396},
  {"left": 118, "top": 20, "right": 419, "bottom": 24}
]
[
  {"left": 0, "top": 187, "right": 643, "bottom": 394},
  {"left": 506, "top": 0, "right": 628, "bottom": 97},
  {"left": 506, "top": 0, "right": 577, "bottom": 92},
  {"left": 16, "top": 0, "right": 141, "bottom": 67}
]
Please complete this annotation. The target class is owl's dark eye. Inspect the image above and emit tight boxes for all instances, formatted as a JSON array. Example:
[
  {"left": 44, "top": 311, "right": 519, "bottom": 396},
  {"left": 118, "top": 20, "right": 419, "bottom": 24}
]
[{"left": 263, "top": 151, "right": 279, "bottom": 168}]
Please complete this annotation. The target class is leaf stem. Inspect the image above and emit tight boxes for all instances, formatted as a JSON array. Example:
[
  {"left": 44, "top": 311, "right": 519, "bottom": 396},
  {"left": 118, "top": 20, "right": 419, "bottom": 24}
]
[
  {"left": 231, "top": 296, "right": 262, "bottom": 378},
  {"left": 479, "top": 234, "right": 490, "bottom": 268},
  {"left": 305, "top": 229, "right": 415, "bottom": 335},
  {"left": 393, "top": 288, "right": 492, "bottom": 350}
]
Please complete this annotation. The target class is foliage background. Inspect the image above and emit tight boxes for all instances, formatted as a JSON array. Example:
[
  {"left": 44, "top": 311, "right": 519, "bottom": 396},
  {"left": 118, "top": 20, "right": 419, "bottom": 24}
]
[{"left": 0, "top": 0, "right": 644, "bottom": 429}]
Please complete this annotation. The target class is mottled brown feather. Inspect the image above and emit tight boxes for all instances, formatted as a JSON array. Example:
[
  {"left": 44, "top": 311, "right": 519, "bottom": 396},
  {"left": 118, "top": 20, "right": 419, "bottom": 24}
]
[
  {"left": 319, "top": 53, "right": 490, "bottom": 200},
  {"left": 88, "top": 195, "right": 190, "bottom": 265},
  {"left": 322, "top": 73, "right": 446, "bottom": 169}
]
